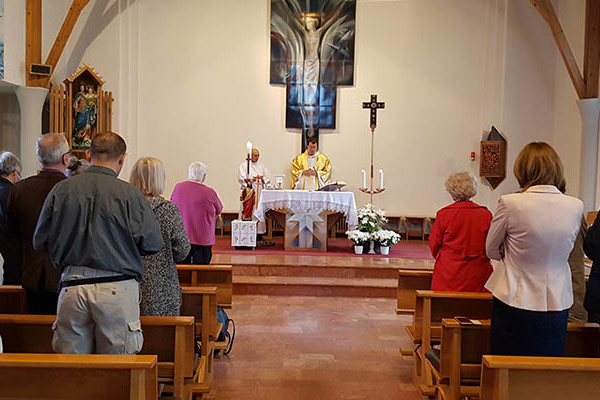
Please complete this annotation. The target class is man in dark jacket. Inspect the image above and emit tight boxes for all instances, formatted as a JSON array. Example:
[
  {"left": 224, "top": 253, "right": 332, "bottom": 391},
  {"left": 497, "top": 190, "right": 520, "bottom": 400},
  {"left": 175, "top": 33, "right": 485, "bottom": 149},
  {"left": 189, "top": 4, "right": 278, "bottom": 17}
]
[
  {"left": 584, "top": 212, "right": 600, "bottom": 322},
  {"left": 0, "top": 151, "right": 22, "bottom": 284},
  {"left": 34, "top": 132, "right": 163, "bottom": 354},
  {"left": 6, "top": 133, "right": 70, "bottom": 313}
]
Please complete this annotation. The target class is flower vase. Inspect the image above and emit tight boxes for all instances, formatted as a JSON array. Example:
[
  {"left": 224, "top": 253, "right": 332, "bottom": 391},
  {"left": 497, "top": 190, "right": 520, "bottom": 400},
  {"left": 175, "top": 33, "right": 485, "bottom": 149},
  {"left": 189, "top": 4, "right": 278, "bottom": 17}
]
[
  {"left": 380, "top": 246, "right": 390, "bottom": 255},
  {"left": 368, "top": 240, "right": 376, "bottom": 254},
  {"left": 354, "top": 245, "right": 364, "bottom": 254}
]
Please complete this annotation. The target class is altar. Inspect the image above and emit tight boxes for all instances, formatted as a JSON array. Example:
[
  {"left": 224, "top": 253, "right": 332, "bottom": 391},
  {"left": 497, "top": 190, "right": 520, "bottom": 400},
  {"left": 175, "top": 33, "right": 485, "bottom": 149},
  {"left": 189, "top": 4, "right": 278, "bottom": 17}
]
[{"left": 255, "top": 190, "right": 358, "bottom": 251}]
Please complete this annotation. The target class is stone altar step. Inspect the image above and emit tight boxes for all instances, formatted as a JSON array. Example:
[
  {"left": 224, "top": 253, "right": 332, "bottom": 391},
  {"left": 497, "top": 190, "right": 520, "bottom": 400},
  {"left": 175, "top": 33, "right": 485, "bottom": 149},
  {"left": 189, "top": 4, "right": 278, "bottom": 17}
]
[{"left": 233, "top": 275, "right": 397, "bottom": 298}]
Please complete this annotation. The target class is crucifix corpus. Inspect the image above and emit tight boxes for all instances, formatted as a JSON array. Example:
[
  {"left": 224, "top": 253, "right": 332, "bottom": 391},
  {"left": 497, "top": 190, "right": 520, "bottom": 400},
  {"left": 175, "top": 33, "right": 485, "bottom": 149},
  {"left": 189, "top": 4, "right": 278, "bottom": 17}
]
[{"left": 360, "top": 94, "right": 386, "bottom": 204}]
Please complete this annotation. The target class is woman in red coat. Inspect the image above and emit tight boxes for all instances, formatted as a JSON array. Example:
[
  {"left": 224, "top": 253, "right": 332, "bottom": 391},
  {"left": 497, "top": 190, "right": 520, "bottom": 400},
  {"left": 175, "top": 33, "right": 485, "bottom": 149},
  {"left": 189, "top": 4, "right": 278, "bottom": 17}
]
[{"left": 429, "top": 172, "right": 492, "bottom": 292}]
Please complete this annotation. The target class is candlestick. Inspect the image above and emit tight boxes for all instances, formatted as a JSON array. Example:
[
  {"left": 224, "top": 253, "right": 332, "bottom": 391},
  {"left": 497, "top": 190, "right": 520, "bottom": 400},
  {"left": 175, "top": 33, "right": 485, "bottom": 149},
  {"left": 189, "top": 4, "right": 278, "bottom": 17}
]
[
  {"left": 361, "top": 169, "right": 367, "bottom": 189},
  {"left": 379, "top": 169, "right": 384, "bottom": 189}
]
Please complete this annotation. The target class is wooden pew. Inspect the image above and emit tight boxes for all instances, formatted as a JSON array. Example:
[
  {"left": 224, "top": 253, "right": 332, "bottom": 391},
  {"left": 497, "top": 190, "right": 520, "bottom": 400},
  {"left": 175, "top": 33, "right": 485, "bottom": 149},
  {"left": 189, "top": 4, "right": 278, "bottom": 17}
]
[
  {"left": 407, "top": 290, "right": 493, "bottom": 396},
  {"left": 0, "top": 285, "right": 27, "bottom": 313},
  {"left": 177, "top": 264, "right": 233, "bottom": 308},
  {"left": 0, "top": 353, "right": 158, "bottom": 400},
  {"left": 180, "top": 285, "right": 220, "bottom": 387},
  {"left": 396, "top": 269, "right": 433, "bottom": 315},
  {"left": 434, "top": 319, "right": 600, "bottom": 400},
  {"left": 0, "top": 314, "right": 203, "bottom": 400},
  {"left": 480, "top": 355, "right": 600, "bottom": 400}
]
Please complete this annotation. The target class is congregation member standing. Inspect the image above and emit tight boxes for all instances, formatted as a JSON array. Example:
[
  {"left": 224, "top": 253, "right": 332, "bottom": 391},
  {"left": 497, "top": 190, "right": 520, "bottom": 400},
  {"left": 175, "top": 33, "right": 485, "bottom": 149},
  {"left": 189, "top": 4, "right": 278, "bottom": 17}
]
[
  {"left": 34, "top": 132, "right": 163, "bottom": 354},
  {"left": 130, "top": 157, "right": 190, "bottom": 316},
  {"left": 583, "top": 213, "right": 600, "bottom": 323},
  {"left": 238, "top": 147, "right": 270, "bottom": 220},
  {"left": 429, "top": 172, "right": 492, "bottom": 292},
  {"left": 171, "top": 161, "right": 223, "bottom": 265},
  {"left": 0, "top": 151, "right": 22, "bottom": 284},
  {"left": 485, "top": 142, "right": 583, "bottom": 357},
  {"left": 6, "top": 134, "right": 69, "bottom": 313}
]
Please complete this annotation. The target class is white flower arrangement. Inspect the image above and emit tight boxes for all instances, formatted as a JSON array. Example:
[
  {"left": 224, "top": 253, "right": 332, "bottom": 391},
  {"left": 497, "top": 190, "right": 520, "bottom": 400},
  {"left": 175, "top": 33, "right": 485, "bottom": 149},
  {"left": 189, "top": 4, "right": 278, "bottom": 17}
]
[
  {"left": 372, "top": 229, "right": 401, "bottom": 247},
  {"left": 357, "top": 203, "right": 387, "bottom": 233},
  {"left": 346, "top": 229, "right": 371, "bottom": 246}
]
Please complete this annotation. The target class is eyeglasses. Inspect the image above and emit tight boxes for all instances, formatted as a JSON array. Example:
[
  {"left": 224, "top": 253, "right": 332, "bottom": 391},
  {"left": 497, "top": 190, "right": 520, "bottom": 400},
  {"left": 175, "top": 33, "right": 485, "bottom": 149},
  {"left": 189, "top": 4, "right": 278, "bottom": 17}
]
[{"left": 62, "top": 152, "right": 76, "bottom": 164}]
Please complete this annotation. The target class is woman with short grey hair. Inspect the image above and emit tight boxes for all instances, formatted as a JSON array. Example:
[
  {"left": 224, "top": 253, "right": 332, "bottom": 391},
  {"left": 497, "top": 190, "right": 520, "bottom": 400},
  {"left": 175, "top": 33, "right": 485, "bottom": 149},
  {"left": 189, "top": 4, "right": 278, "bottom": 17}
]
[
  {"left": 445, "top": 172, "right": 478, "bottom": 201},
  {"left": 171, "top": 161, "right": 223, "bottom": 264},
  {"left": 188, "top": 161, "right": 208, "bottom": 182},
  {"left": 428, "top": 172, "right": 493, "bottom": 292}
]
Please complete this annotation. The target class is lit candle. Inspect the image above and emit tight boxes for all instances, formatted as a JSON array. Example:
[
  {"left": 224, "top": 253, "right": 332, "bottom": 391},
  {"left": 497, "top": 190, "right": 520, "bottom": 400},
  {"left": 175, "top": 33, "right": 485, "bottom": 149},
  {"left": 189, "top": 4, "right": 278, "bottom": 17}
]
[
  {"left": 379, "top": 169, "right": 384, "bottom": 189},
  {"left": 246, "top": 141, "right": 252, "bottom": 157},
  {"left": 362, "top": 169, "right": 367, "bottom": 189}
]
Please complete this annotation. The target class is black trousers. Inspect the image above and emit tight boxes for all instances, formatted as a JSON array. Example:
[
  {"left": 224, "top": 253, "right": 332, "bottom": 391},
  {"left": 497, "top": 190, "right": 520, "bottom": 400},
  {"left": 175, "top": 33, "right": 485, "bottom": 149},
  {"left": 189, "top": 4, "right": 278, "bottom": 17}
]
[
  {"left": 181, "top": 244, "right": 212, "bottom": 265},
  {"left": 26, "top": 289, "right": 59, "bottom": 315},
  {"left": 491, "top": 297, "right": 569, "bottom": 357}
]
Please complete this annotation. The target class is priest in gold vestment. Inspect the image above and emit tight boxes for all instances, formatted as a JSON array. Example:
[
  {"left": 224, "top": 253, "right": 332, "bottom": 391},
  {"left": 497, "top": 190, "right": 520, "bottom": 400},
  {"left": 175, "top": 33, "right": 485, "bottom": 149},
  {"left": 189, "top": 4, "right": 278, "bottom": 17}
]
[{"left": 291, "top": 138, "right": 331, "bottom": 190}]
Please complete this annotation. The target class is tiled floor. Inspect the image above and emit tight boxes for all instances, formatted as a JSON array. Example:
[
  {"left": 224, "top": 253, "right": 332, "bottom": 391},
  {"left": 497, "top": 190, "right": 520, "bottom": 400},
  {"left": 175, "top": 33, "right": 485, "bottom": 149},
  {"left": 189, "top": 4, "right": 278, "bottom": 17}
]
[{"left": 207, "top": 295, "right": 420, "bottom": 400}]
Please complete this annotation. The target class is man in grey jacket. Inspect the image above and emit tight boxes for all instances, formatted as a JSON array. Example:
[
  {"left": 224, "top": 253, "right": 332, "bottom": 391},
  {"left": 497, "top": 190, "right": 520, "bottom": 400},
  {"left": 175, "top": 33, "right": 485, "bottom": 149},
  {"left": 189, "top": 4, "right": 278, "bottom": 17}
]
[{"left": 34, "top": 132, "right": 163, "bottom": 354}]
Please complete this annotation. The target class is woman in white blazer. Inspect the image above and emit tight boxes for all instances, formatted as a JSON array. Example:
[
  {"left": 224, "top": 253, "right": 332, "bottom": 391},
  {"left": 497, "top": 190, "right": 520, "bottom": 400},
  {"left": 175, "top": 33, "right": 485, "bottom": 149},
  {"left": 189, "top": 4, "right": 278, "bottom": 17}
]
[{"left": 485, "top": 142, "right": 584, "bottom": 356}]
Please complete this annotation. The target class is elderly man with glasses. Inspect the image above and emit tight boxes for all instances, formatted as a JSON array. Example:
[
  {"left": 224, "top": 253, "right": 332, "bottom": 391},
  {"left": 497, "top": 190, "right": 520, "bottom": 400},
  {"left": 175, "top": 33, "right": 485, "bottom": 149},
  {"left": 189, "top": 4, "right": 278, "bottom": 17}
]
[{"left": 6, "top": 133, "right": 71, "bottom": 314}]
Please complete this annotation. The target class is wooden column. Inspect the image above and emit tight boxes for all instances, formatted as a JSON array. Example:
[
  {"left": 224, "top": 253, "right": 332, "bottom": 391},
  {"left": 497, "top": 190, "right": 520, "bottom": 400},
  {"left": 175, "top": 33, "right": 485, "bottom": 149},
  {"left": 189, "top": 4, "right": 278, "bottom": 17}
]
[
  {"left": 584, "top": 0, "right": 600, "bottom": 98},
  {"left": 25, "top": 0, "right": 43, "bottom": 87},
  {"left": 531, "top": 0, "right": 587, "bottom": 99}
]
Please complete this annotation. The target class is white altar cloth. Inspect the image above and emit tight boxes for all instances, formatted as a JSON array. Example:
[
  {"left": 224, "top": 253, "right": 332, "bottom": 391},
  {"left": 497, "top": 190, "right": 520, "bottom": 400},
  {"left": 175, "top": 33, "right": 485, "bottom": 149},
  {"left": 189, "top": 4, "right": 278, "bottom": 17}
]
[{"left": 255, "top": 190, "right": 358, "bottom": 228}]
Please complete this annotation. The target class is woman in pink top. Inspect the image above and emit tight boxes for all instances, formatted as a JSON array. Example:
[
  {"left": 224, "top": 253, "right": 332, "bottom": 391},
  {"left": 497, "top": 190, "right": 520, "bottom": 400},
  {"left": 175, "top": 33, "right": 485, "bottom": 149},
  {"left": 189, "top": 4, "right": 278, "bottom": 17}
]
[{"left": 171, "top": 161, "right": 223, "bottom": 264}]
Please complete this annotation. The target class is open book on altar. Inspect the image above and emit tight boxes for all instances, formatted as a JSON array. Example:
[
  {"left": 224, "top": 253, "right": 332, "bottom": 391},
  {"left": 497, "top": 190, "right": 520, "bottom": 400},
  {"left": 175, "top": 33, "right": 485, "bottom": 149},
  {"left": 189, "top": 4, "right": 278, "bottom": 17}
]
[{"left": 317, "top": 181, "right": 347, "bottom": 192}]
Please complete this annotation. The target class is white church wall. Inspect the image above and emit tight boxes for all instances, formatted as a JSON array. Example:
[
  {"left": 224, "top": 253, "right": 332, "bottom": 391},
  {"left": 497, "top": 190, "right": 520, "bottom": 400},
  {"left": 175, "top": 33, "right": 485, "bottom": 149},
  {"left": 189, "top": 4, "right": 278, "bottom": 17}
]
[
  {"left": 28, "top": 0, "right": 582, "bottom": 217},
  {"left": 2, "top": 0, "right": 25, "bottom": 85}
]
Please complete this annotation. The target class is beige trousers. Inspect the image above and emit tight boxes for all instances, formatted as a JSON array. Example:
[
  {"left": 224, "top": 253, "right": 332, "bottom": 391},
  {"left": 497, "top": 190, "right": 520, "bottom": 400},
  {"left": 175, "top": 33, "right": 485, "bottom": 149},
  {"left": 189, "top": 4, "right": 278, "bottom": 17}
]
[{"left": 52, "top": 266, "right": 143, "bottom": 354}]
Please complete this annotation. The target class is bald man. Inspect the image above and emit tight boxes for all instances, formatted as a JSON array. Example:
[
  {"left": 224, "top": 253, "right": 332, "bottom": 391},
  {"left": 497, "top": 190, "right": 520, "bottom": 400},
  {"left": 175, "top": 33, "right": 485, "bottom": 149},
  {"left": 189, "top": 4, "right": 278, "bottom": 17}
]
[
  {"left": 6, "top": 133, "right": 71, "bottom": 314},
  {"left": 238, "top": 148, "right": 271, "bottom": 223}
]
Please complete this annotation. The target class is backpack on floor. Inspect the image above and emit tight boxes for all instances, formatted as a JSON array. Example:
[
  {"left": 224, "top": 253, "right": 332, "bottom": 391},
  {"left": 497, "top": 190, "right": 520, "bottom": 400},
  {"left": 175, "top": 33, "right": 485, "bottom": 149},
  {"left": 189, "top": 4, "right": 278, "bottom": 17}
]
[{"left": 217, "top": 306, "right": 235, "bottom": 355}]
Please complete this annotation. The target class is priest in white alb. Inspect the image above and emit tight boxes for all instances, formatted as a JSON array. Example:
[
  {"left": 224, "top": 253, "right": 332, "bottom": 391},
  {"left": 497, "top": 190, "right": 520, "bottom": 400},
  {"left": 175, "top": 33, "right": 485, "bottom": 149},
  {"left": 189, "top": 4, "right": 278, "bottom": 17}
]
[
  {"left": 238, "top": 147, "right": 271, "bottom": 224},
  {"left": 291, "top": 137, "right": 331, "bottom": 190}
]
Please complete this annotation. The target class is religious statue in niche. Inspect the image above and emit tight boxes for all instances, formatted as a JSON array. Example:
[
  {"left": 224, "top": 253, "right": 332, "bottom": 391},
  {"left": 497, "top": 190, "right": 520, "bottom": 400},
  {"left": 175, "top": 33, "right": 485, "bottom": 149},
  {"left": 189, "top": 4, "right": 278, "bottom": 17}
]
[
  {"left": 63, "top": 65, "right": 110, "bottom": 156},
  {"left": 270, "top": 0, "right": 356, "bottom": 150},
  {"left": 72, "top": 84, "right": 98, "bottom": 149}
]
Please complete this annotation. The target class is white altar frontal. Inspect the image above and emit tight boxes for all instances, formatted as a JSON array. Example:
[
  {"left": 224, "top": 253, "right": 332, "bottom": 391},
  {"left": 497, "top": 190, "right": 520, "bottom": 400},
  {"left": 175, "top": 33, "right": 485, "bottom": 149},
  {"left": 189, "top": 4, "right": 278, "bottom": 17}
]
[{"left": 255, "top": 190, "right": 358, "bottom": 251}]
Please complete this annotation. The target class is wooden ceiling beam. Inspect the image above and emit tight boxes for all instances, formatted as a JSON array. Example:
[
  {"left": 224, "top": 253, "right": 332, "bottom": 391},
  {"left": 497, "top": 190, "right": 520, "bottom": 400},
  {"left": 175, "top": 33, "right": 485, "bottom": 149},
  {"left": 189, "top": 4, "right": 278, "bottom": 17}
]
[
  {"left": 531, "top": 0, "right": 587, "bottom": 99},
  {"left": 584, "top": 0, "right": 600, "bottom": 98},
  {"left": 39, "top": 0, "right": 91, "bottom": 87},
  {"left": 25, "top": 0, "right": 43, "bottom": 87}
]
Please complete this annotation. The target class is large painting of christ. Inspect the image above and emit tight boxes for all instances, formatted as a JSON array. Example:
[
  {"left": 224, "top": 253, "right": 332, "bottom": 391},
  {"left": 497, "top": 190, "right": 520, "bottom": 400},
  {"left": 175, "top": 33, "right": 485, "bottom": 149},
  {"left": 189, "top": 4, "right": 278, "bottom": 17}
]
[{"left": 270, "top": 0, "right": 356, "bottom": 149}]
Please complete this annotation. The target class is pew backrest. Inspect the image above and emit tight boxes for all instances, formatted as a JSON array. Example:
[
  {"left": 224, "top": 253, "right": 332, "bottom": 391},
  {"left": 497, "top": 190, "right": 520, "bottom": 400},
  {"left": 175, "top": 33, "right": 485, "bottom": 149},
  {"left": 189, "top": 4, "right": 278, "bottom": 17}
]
[
  {"left": 0, "top": 353, "right": 158, "bottom": 400},
  {"left": 412, "top": 290, "right": 493, "bottom": 346},
  {"left": 0, "top": 285, "right": 27, "bottom": 314},
  {"left": 397, "top": 269, "right": 433, "bottom": 315},
  {"left": 480, "top": 355, "right": 600, "bottom": 400},
  {"left": 177, "top": 264, "right": 233, "bottom": 308}
]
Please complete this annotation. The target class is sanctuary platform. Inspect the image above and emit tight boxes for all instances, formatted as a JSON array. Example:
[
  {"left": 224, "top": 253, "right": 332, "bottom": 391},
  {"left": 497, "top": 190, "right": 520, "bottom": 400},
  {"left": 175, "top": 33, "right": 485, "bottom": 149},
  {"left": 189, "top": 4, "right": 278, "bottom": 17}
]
[{"left": 212, "top": 238, "right": 434, "bottom": 298}]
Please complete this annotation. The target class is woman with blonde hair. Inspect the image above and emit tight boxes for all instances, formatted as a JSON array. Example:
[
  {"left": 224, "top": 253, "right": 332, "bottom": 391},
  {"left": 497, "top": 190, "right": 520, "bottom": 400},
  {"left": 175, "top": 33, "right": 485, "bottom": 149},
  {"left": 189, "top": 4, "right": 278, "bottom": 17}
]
[
  {"left": 486, "top": 142, "right": 583, "bottom": 356},
  {"left": 429, "top": 172, "right": 492, "bottom": 292},
  {"left": 130, "top": 157, "right": 190, "bottom": 316}
]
